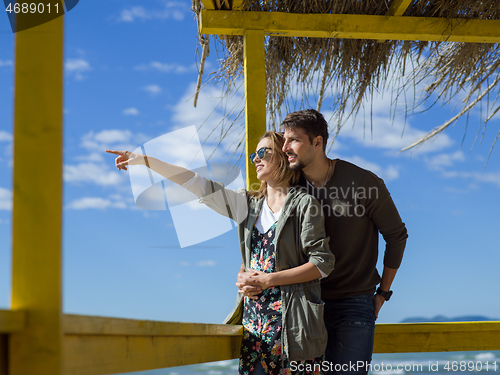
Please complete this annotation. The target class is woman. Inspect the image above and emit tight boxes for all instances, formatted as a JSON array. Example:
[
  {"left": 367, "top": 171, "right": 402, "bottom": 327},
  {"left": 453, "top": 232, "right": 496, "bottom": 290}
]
[{"left": 106, "top": 131, "right": 334, "bottom": 374}]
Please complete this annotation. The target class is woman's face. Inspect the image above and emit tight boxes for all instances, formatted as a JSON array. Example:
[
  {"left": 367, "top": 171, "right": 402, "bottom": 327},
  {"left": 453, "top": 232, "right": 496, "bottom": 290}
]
[{"left": 253, "top": 137, "right": 279, "bottom": 183}]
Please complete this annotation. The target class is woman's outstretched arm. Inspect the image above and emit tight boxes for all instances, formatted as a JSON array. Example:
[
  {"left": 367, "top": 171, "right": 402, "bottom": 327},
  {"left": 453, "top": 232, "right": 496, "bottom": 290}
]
[
  {"left": 105, "top": 149, "right": 247, "bottom": 222},
  {"left": 105, "top": 149, "right": 195, "bottom": 186}
]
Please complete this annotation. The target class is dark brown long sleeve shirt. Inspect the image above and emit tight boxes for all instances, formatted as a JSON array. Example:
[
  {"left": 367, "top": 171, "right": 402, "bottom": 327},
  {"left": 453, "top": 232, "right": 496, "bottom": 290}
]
[{"left": 298, "top": 159, "right": 408, "bottom": 299}]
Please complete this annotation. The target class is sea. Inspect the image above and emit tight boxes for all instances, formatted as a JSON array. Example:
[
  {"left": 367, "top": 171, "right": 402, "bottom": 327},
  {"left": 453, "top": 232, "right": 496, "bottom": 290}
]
[{"left": 116, "top": 350, "right": 500, "bottom": 375}]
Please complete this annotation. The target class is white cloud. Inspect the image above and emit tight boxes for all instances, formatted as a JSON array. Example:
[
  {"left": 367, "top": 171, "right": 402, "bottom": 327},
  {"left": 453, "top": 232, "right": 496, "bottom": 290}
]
[
  {"left": 65, "top": 58, "right": 91, "bottom": 80},
  {"left": 89, "top": 129, "right": 133, "bottom": 145},
  {"left": 0, "top": 131, "right": 12, "bottom": 142},
  {"left": 443, "top": 170, "right": 500, "bottom": 188},
  {"left": 65, "top": 58, "right": 90, "bottom": 72},
  {"left": 0, "top": 187, "right": 12, "bottom": 210},
  {"left": 425, "top": 151, "right": 465, "bottom": 171},
  {"left": 66, "top": 196, "right": 127, "bottom": 210},
  {"left": 81, "top": 129, "right": 141, "bottom": 155},
  {"left": 0, "top": 60, "right": 12, "bottom": 67},
  {"left": 144, "top": 84, "right": 162, "bottom": 95},
  {"left": 135, "top": 61, "right": 194, "bottom": 74},
  {"left": 64, "top": 163, "right": 123, "bottom": 186},
  {"left": 170, "top": 81, "right": 246, "bottom": 162},
  {"left": 337, "top": 114, "right": 453, "bottom": 155},
  {"left": 179, "top": 260, "right": 216, "bottom": 267},
  {"left": 196, "top": 260, "right": 216, "bottom": 267},
  {"left": 75, "top": 152, "right": 105, "bottom": 163},
  {"left": 123, "top": 107, "right": 139, "bottom": 116},
  {"left": 118, "top": 2, "right": 185, "bottom": 22}
]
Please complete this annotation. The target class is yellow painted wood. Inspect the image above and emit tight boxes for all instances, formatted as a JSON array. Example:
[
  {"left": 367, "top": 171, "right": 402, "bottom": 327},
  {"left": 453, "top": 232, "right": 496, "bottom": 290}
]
[
  {"left": 64, "top": 334, "right": 242, "bottom": 375},
  {"left": 202, "top": 0, "right": 215, "bottom": 10},
  {"left": 64, "top": 314, "right": 243, "bottom": 336},
  {"left": 63, "top": 316, "right": 242, "bottom": 374},
  {"left": 1, "top": 314, "right": 489, "bottom": 374},
  {"left": 377, "top": 0, "right": 414, "bottom": 42},
  {"left": 231, "top": 0, "right": 244, "bottom": 9},
  {"left": 10, "top": 15, "right": 64, "bottom": 375},
  {"left": 59, "top": 318, "right": 500, "bottom": 374},
  {"left": 200, "top": 10, "right": 500, "bottom": 43},
  {"left": 386, "top": 0, "right": 413, "bottom": 17},
  {"left": 374, "top": 322, "right": 500, "bottom": 353},
  {"left": 244, "top": 30, "right": 266, "bottom": 190},
  {"left": 0, "top": 310, "right": 26, "bottom": 333}
]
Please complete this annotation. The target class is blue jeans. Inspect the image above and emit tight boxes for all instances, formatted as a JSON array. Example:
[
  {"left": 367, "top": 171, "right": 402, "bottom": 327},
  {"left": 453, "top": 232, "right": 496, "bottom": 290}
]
[{"left": 323, "top": 295, "right": 376, "bottom": 375}]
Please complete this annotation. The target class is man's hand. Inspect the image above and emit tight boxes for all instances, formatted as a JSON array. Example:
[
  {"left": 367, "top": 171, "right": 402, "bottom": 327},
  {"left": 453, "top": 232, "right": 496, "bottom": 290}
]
[
  {"left": 374, "top": 294, "right": 385, "bottom": 319},
  {"left": 236, "top": 268, "right": 262, "bottom": 300}
]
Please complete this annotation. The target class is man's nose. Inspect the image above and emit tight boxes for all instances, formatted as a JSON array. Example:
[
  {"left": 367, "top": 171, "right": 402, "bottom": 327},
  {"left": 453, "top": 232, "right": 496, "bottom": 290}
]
[{"left": 282, "top": 140, "right": 289, "bottom": 152}]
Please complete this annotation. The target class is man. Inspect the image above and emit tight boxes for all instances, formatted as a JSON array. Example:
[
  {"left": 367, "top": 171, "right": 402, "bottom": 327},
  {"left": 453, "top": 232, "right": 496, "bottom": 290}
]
[{"left": 237, "top": 109, "right": 408, "bottom": 374}]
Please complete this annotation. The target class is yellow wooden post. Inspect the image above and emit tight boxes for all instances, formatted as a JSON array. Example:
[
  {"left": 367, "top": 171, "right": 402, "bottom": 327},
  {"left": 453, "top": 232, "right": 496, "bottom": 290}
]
[
  {"left": 244, "top": 30, "right": 266, "bottom": 190},
  {"left": 10, "top": 14, "right": 64, "bottom": 375}
]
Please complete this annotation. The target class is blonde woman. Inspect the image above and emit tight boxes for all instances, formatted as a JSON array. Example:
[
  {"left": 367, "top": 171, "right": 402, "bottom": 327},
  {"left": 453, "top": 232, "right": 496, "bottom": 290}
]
[{"left": 106, "top": 131, "right": 334, "bottom": 374}]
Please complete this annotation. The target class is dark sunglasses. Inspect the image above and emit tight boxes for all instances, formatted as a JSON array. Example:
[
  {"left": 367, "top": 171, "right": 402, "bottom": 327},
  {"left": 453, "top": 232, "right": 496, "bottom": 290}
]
[{"left": 249, "top": 147, "right": 272, "bottom": 164}]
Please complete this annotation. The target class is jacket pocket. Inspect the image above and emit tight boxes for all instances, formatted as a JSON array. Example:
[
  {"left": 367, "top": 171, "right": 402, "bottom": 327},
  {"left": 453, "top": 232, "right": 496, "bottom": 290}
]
[{"left": 285, "top": 290, "right": 327, "bottom": 361}]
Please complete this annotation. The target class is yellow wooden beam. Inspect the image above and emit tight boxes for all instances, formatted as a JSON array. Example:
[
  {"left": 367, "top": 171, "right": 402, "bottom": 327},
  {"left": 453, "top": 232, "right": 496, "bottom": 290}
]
[
  {"left": 64, "top": 314, "right": 242, "bottom": 336},
  {"left": 0, "top": 310, "right": 26, "bottom": 333},
  {"left": 244, "top": 30, "right": 266, "bottom": 190},
  {"left": 231, "top": 0, "right": 244, "bottom": 9},
  {"left": 60, "top": 318, "right": 500, "bottom": 374},
  {"left": 64, "top": 334, "right": 242, "bottom": 375},
  {"left": 63, "top": 315, "right": 242, "bottom": 375},
  {"left": 201, "top": 0, "right": 215, "bottom": 10},
  {"left": 386, "top": 0, "right": 413, "bottom": 17},
  {"left": 374, "top": 322, "right": 500, "bottom": 353},
  {"left": 200, "top": 10, "right": 500, "bottom": 43},
  {"left": 10, "top": 14, "right": 64, "bottom": 375}
]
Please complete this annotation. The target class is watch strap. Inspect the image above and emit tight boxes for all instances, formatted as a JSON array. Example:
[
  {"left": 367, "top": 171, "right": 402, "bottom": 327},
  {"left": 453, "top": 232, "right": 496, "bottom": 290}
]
[{"left": 376, "top": 287, "right": 393, "bottom": 301}]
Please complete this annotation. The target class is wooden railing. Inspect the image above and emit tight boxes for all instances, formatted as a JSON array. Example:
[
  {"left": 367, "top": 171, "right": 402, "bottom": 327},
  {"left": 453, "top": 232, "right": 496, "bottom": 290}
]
[{"left": 1, "top": 309, "right": 500, "bottom": 375}]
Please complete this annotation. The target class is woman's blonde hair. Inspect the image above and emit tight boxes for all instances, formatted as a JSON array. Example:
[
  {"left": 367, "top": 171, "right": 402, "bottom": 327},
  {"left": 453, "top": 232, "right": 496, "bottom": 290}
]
[{"left": 248, "top": 131, "right": 300, "bottom": 198}]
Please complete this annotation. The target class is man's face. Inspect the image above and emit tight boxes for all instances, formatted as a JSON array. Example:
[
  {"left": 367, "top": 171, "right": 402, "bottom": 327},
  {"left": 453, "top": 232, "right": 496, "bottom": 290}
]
[{"left": 282, "top": 127, "right": 316, "bottom": 171}]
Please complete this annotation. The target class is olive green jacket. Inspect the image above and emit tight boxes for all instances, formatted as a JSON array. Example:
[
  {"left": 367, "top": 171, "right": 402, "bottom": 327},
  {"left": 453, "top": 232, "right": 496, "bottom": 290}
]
[{"left": 201, "top": 182, "right": 335, "bottom": 361}]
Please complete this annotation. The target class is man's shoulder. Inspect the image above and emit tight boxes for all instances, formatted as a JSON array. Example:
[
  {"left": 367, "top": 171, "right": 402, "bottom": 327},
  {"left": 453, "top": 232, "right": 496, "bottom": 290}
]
[{"left": 335, "top": 159, "right": 384, "bottom": 187}]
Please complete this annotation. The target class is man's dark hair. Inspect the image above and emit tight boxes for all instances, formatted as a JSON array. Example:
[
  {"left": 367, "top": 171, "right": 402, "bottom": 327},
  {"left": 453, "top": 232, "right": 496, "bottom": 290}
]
[{"left": 280, "top": 109, "right": 329, "bottom": 151}]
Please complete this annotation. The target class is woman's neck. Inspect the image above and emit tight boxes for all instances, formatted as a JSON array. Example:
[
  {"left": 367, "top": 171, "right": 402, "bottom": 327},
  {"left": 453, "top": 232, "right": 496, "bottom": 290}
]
[{"left": 265, "top": 181, "right": 289, "bottom": 213}]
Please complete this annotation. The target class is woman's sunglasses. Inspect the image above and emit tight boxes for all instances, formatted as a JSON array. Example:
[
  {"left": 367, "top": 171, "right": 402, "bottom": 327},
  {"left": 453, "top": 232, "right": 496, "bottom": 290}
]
[{"left": 249, "top": 147, "right": 272, "bottom": 164}]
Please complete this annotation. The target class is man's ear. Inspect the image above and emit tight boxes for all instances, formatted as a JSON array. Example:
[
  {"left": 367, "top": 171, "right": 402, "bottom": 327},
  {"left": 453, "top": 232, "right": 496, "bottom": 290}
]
[{"left": 313, "top": 135, "right": 324, "bottom": 150}]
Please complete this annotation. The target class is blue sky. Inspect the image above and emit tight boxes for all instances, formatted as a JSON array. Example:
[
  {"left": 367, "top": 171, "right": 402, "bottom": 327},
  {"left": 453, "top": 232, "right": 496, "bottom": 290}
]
[{"left": 0, "top": 1, "right": 499, "bottom": 325}]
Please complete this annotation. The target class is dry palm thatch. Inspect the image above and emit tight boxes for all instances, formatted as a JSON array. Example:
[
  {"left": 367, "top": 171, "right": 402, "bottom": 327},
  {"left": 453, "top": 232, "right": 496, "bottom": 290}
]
[{"left": 192, "top": 0, "right": 500, "bottom": 155}]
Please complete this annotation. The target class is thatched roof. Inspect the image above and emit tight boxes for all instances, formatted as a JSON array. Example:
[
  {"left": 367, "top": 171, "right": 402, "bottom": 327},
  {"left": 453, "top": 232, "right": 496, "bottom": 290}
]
[{"left": 192, "top": 0, "right": 500, "bottom": 155}]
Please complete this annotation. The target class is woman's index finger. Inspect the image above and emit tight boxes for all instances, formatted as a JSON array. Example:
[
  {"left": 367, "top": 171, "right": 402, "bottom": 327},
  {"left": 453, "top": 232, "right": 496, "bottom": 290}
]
[{"left": 105, "top": 149, "right": 124, "bottom": 156}]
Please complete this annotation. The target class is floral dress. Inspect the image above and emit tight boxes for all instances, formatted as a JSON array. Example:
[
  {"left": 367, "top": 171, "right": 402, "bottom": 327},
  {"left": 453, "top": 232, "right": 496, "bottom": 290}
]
[{"left": 239, "top": 223, "right": 324, "bottom": 375}]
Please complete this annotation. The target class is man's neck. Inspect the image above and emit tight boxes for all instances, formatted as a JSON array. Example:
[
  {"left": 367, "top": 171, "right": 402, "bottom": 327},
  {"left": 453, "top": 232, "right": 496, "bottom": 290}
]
[{"left": 303, "top": 156, "right": 335, "bottom": 187}]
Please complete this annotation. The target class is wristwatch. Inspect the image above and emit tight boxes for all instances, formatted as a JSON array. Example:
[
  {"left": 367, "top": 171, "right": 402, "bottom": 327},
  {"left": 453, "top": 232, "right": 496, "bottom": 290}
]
[{"left": 376, "top": 287, "right": 393, "bottom": 301}]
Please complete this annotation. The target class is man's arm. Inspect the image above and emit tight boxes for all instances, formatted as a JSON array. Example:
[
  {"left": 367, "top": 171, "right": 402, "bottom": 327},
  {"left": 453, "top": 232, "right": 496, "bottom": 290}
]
[
  {"left": 365, "top": 178, "right": 407, "bottom": 319},
  {"left": 374, "top": 266, "right": 397, "bottom": 319}
]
